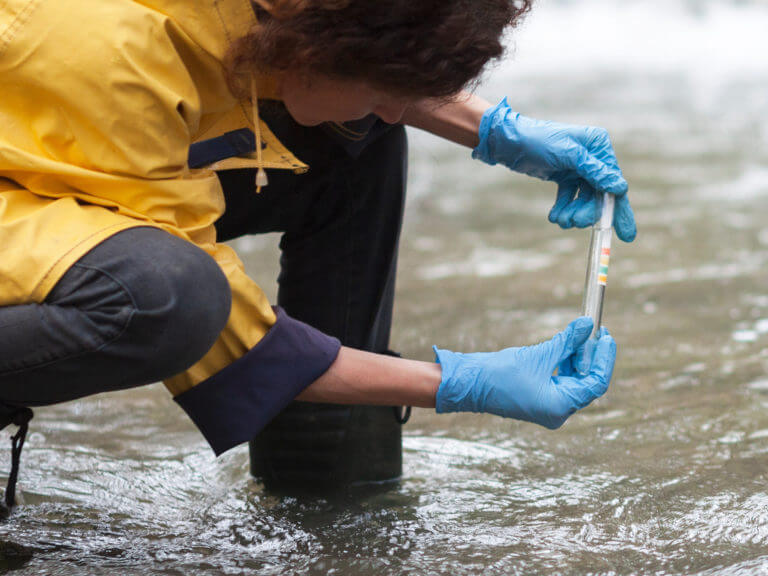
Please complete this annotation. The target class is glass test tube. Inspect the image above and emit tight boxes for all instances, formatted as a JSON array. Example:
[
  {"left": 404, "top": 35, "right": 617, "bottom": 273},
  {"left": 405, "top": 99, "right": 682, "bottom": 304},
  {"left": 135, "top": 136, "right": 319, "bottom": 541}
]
[{"left": 578, "top": 193, "right": 615, "bottom": 374}]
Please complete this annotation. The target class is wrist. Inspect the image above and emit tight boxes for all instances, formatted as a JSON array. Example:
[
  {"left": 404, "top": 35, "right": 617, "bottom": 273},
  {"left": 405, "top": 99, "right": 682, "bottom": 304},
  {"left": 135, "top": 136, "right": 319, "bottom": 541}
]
[
  {"left": 433, "top": 347, "right": 482, "bottom": 414},
  {"left": 472, "top": 97, "right": 520, "bottom": 166}
]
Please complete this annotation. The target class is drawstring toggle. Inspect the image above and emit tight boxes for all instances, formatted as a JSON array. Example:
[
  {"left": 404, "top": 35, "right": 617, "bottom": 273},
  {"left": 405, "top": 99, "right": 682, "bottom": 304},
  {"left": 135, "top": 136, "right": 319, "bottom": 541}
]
[{"left": 255, "top": 167, "right": 268, "bottom": 192}]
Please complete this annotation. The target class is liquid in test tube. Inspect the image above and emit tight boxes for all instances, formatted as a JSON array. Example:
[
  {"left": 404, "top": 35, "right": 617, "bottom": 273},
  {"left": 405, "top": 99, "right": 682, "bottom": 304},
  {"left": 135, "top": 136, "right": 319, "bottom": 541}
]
[{"left": 577, "top": 193, "right": 615, "bottom": 375}]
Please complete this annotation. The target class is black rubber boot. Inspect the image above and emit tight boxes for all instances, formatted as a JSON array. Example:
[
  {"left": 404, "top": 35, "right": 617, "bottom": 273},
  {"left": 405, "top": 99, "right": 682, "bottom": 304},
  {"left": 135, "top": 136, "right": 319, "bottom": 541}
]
[{"left": 249, "top": 404, "right": 405, "bottom": 492}]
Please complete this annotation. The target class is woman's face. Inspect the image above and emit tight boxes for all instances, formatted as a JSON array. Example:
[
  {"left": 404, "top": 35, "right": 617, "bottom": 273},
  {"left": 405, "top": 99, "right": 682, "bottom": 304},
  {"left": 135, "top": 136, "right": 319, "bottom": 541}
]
[{"left": 278, "top": 72, "right": 414, "bottom": 126}]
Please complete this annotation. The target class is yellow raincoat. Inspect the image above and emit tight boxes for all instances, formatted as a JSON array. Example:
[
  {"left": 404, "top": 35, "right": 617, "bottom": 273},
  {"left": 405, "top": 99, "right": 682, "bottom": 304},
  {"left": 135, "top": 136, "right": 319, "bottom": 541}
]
[{"left": 0, "top": 0, "right": 305, "bottom": 394}]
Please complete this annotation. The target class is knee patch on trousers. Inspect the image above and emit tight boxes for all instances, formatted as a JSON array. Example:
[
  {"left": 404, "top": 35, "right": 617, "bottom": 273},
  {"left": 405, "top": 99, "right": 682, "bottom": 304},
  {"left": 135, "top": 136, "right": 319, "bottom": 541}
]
[{"left": 70, "top": 227, "right": 232, "bottom": 380}]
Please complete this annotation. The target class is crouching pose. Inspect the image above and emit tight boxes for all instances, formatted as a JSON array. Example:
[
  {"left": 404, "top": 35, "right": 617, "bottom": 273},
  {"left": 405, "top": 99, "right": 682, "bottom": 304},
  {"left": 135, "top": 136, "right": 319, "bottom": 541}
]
[{"left": 0, "top": 0, "right": 634, "bottom": 508}]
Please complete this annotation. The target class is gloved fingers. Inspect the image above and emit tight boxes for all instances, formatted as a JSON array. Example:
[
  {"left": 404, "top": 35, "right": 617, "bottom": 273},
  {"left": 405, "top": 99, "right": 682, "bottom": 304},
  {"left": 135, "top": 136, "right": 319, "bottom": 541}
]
[
  {"left": 558, "top": 318, "right": 596, "bottom": 377},
  {"left": 571, "top": 182, "right": 600, "bottom": 228},
  {"left": 555, "top": 189, "right": 590, "bottom": 230},
  {"left": 554, "top": 329, "right": 615, "bottom": 410},
  {"left": 574, "top": 335, "right": 598, "bottom": 376},
  {"left": 554, "top": 377, "right": 600, "bottom": 413},
  {"left": 613, "top": 193, "right": 637, "bottom": 243},
  {"left": 579, "top": 329, "right": 616, "bottom": 400},
  {"left": 549, "top": 181, "right": 578, "bottom": 224},
  {"left": 547, "top": 316, "right": 594, "bottom": 366},
  {"left": 573, "top": 147, "right": 629, "bottom": 197},
  {"left": 557, "top": 356, "right": 577, "bottom": 377},
  {"left": 591, "top": 131, "right": 624, "bottom": 171}
]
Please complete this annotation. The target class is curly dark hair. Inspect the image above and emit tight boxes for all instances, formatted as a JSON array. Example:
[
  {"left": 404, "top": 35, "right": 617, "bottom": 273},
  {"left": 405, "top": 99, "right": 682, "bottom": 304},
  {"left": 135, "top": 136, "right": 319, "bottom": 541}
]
[{"left": 227, "top": 0, "right": 533, "bottom": 99}]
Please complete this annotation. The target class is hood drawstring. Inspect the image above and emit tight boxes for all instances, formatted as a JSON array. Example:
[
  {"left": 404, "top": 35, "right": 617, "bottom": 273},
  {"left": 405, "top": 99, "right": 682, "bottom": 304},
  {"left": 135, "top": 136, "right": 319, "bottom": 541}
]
[
  {"left": 251, "top": 76, "right": 268, "bottom": 193},
  {"left": 0, "top": 407, "right": 33, "bottom": 519}
]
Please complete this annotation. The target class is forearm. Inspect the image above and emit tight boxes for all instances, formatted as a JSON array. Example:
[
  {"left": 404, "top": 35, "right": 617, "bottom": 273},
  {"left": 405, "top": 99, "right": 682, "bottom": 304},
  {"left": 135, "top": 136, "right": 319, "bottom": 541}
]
[
  {"left": 296, "top": 346, "right": 441, "bottom": 407},
  {"left": 401, "top": 91, "right": 491, "bottom": 149}
]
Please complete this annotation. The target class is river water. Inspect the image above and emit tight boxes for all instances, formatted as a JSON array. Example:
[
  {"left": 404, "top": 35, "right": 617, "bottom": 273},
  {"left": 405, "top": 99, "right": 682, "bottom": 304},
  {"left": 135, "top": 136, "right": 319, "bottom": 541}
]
[{"left": 2, "top": 0, "right": 768, "bottom": 574}]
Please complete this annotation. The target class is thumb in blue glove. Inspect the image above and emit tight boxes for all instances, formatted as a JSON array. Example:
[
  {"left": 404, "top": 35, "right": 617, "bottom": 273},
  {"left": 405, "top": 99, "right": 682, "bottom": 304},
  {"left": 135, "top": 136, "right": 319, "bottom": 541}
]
[
  {"left": 473, "top": 98, "right": 636, "bottom": 243},
  {"left": 434, "top": 317, "right": 616, "bottom": 429}
]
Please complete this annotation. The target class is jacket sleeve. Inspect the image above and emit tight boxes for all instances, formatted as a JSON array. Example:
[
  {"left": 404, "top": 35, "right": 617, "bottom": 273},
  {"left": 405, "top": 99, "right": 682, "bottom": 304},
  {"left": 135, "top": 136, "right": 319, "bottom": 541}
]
[
  {"left": 164, "top": 243, "right": 341, "bottom": 456},
  {"left": 172, "top": 306, "right": 341, "bottom": 456}
]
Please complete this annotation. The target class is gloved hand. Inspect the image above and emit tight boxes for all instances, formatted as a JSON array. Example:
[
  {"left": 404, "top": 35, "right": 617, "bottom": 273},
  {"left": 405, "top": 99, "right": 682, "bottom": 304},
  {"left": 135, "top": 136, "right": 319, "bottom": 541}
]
[
  {"left": 434, "top": 318, "right": 615, "bottom": 429},
  {"left": 473, "top": 98, "right": 636, "bottom": 243}
]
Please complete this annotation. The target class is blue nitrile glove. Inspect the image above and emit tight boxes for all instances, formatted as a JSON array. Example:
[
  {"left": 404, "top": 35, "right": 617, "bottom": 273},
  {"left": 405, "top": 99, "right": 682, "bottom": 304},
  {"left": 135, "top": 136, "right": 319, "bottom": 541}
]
[
  {"left": 473, "top": 98, "right": 636, "bottom": 243},
  {"left": 434, "top": 318, "right": 616, "bottom": 429}
]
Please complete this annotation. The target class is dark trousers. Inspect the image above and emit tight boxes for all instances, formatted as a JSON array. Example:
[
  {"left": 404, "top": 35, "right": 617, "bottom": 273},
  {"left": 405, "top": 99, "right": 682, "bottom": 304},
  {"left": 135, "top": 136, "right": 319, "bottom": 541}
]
[
  {"left": 0, "top": 227, "right": 232, "bottom": 407},
  {"left": 0, "top": 108, "right": 408, "bottom": 479},
  {"left": 218, "top": 110, "right": 409, "bottom": 488},
  {"left": 215, "top": 111, "right": 406, "bottom": 352}
]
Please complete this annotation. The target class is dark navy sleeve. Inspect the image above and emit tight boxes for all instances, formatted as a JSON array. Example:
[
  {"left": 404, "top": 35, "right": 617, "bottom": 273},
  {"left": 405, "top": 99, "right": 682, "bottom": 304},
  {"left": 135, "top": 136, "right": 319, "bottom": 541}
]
[
  {"left": 188, "top": 128, "right": 259, "bottom": 169},
  {"left": 174, "top": 307, "right": 341, "bottom": 456}
]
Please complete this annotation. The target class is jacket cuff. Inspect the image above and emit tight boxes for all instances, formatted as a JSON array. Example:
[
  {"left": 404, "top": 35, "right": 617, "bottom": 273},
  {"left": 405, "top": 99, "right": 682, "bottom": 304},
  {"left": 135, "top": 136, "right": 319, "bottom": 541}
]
[{"left": 174, "top": 307, "right": 341, "bottom": 456}]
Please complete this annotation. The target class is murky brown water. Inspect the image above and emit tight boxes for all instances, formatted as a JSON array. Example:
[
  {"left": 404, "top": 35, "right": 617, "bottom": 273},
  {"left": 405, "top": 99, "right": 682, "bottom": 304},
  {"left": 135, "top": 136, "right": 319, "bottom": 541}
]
[{"left": 2, "top": 1, "right": 768, "bottom": 574}]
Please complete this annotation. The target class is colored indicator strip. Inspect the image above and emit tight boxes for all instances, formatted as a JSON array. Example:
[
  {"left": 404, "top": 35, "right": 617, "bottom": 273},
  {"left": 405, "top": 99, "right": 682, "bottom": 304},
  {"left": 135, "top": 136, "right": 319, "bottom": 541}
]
[{"left": 598, "top": 247, "right": 611, "bottom": 285}]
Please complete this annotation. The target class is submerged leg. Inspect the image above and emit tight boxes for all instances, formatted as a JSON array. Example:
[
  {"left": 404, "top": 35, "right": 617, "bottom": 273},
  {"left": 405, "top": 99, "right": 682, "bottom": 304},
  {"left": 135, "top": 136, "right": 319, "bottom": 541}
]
[{"left": 216, "top": 111, "right": 408, "bottom": 488}]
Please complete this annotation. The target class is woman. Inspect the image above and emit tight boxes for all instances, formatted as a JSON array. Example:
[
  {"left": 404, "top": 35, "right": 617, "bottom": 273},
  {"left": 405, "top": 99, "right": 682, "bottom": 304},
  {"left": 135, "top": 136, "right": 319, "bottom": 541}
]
[{"left": 0, "top": 0, "right": 633, "bottom": 508}]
